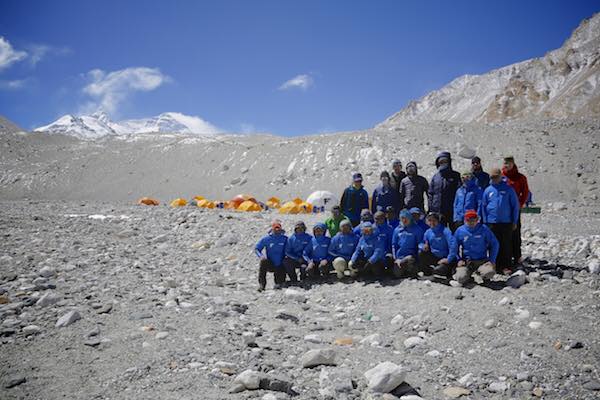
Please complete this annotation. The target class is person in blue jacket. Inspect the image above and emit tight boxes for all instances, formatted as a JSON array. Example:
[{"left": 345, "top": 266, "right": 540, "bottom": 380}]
[
  {"left": 371, "top": 171, "right": 401, "bottom": 215},
  {"left": 409, "top": 207, "right": 429, "bottom": 233},
  {"left": 349, "top": 222, "right": 386, "bottom": 278},
  {"left": 453, "top": 170, "right": 483, "bottom": 230},
  {"left": 353, "top": 209, "right": 375, "bottom": 236},
  {"left": 471, "top": 156, "right": 490, "bottom": 189},
  {"left": 480, "top": 168, "right": 520, "bottom": 273},
  {"left": 303, "top": 223, "right": 332, "bottom": 278},
  {"left": 374, "top": 211, "right": 394, "bottom": 269},
  {"left": 340, "top": 173, "right": 370, "bottom": 227},
  {"left": 428, "top": 151, "right": 461, "bottom": 228},
  {"left": 392, "top": 209, "right": 425, "bottom": 278},
  {"left": 282, "top": 221, "right": 312, "bottom": 283},
  {"left": 330, "top": 220, "right": 359, "bottom": 279},
  {"left": 255, "top": 220, "right": 288, "bottom": 292},
  {"left": 385, "top": 206, "right": 400, "bottom": 230},
  {"left": 453, "top": 209, "right": 500, "bottom": 285},
  {"left": 418, "top": 212, "right": 458, "bottom": 277}
]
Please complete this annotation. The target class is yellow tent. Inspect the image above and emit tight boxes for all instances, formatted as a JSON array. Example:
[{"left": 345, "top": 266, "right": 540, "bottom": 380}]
[
  {"left": 138, "top": 197, "right": 160, "bottom": 206},
  {"left": 266, "top": 196, "right": 281, "bottom": 209},
  {"left": 279, "top": 201, "right": 301, "bottom": 214},
  {"left": 170, "top": 198, "right": 188, "bottom": 207},
  {"left": 298, "top": 202, "right": 313, "bottom": 213},
  {"left": 193, "top": 195, "right": 205, "bottom": 201},
  {"left": 197, "top": 199, "right": 216, "bottom": 209},
  {"left": 238, "top": 200, "right": 262, "bottom": 212},
  {"left": 292, "top": 197, "right": 303, "bottom": 205}
]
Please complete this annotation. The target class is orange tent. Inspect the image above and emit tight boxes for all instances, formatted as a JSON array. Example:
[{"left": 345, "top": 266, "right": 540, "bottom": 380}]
[
  {"left": 238, "top": 200, "right": 262, "bottom": 212},
  {"left": 291, "top": 197, "right": 304, "bottom": 205},
  {"left": 197, "top": 199, "right": 216, "bottom": 209},
  {"left": 170, "top": 198, "right": 188, "bottom": 207},
  {"left": 279, "top": 201, "right": 301, "bottom": 214},
  {"left": 230, "top": 194, "right": 257, "bottom": 209},
  {"left": 266, "top": 196, "right": 281, "bottom": 209},
  {"left": 138, "top": 197, "right": 159, "bottom": 206},
  {"left": 193, "top": 195, "right": 205, "bottom": 201},
  {"left": 298, "top": 202, "right": 313, "bottom": 213}
]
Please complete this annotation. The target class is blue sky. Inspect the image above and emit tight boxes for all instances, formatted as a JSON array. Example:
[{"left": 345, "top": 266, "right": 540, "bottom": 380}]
[{"left": 0, "top": 1, "right": 598, "bottom": 135}]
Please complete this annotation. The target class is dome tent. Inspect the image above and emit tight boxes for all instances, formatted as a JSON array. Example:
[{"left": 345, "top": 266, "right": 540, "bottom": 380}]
[
  {"left": 238, "top": 200, "right": 262, "bottom": 212},
  {"left": 138, "top": 197, "right": 159, "bottom": 206},
  {"left": 170, "top": 198, "right": 188, "bottom": 207},
  {"left": 231, "top": 194, "right": 257, "bottom": 209},
  {"left": 306, "top": 190, "right": 339, "bottom": 211},
  {"left": 197, "top": 199, "right": 216, "bottom": 209},
  {"left": 266, "top": 197, "right": 281, "bottom": 209},
  {"left": 279, "top": 201, "right": 301, "bottom": 214}
]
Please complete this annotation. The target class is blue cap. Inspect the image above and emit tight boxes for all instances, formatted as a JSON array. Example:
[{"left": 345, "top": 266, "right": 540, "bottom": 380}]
[
  {"left": 352, "top": 173, "right": 363, "bottom": 182},
  {"left": 409, "top": 207, "right": 422, "bottom": 215},
  {"left": 361, "top": 222, "right": 373, "bottom": 230}
]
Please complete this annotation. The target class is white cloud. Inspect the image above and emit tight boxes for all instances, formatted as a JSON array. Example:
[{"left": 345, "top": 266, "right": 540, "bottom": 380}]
[
  {"left": 27, "top": 44, "right": 71, "bottom": 66},
  {"left": 0, "top": 37, "right": 27, "bottom": 71},
  {"left": 82, "top": 67, "right": 170, "bottom": 113},
  {"left": 0, "top": 79, "right": 28, "bottom": 90},
  {"left": 163, "top": 112, "right": 221, "bottom": 134},
  {"left": 278, "top": 73, "right": 314, "bottom": 91}
]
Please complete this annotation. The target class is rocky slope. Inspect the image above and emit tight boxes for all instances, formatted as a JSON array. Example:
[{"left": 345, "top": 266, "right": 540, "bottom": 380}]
[{"left": 379, "top": 13, "right": 600, "bottom": 126}]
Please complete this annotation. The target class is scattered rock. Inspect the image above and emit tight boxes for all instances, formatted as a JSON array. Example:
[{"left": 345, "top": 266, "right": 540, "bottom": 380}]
[
  {"left": 404, "top": 336, "right": 425, "bottom": 349},
  {"left": 284, "top": 288, "right": 307, "bottom": 303},
  {"left": 38, "top": 266, "right": 56, "bottom": 278},
  {"left": 583, "top": 380, "right": 600, "bottom": 391},
  {"left": 4, "top": 375, "right": 26, "bottom": 389},
  {"left": 364, "top": 361, "right": 406, "bottom": 393},
  {"left": 155, "top": 331, "right": 169, "bottom": 340},
  {"left": 488, "top": 381, "right": 509, "bottom": 393},
  {"left": 55, "top": 310, "right": 81, "bottom": 328},
  {"left": 96, "top": 303, "right": 113, "bottom": 314},
  {"left": 22, "top": 325, "right": 41, "bottom": 335},
  {"left": 232, "top": 369, "right": 261, "bottom": 391},
  {"left": 36, "top": 292, "right": 60, "bottom": 307},
  {"left": 301, "top": 348, "right": 337, "bottom": 368},
  {"left": 443, "top": 386, "right": 471, "bottom": 398},
  {"left": 319, "top": 367, "right": 353, "bottom": 397},
  {"left": 484, "top": 319, "right": 496, "bottom": 329},
  {"left": 506, "top": 270, "right": 527, "bottom": 288},
  {"left": 528, "top": 321, "right": 542, "bottom": 329}
]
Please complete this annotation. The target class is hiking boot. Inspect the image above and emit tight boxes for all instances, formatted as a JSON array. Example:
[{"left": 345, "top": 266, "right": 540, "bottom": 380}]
[
  {"left": 273, "top": 284, "right": 283, "bottom": 290},
  {"left": 432, "top": 264, "right": 449, "bottom": 279},
  {"left": 257, "top": 285, "right": 265, "bottom": 293}
]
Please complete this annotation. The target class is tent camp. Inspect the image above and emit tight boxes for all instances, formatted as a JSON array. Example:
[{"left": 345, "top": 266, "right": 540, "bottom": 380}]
[
  {"left": 231, "top": 194, "right": 257, "bottom": 209},
  {"left": 298, "top": 202, "right": 313, "bottom": 213},
  {"left": 291, "top": 197, "right": 304, "bottom": 205},
  {"left": 279, "top": 201, "right": 301, "bottom": 214},
  {"left": 238, "top": 200, "right": 262, "bottom": 212},
  {"left": 193, "top": 196, "right": 205, "bottom": 201},
  {"left": 138, "top": 197, "right": 159, "bottom": 206},
  {"left": 306, "top": 190, "right": 339, "bottom": 211},
  {"left": 266, "top": 197, "right": 281, "bottom": 209},
  {"left": 197, "top": 199, "right": 216, "bottom": 209},
  {"left": 170, "top": 198, "right": 188, "bottom": 207}
]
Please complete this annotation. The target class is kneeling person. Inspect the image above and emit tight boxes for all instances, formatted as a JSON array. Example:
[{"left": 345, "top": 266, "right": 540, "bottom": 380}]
[
  {"left": 453, "top": 210, "right": 500, "bottom": 285},
  {"left": 419, "top": 212, "right": 457, "bottom": 278},
  {"left": 392, "top": 209, "right": 425, "bottom": 278},
  {"left": 255, "top": 220, "right": 288, "bottom": 291},
  {"left": 329, "top": 220, "right": 359, "bottom": 279},
  {"left": 283, "top": 221, "right": 312, "bottom": 282},
  {"left": 303, "top": 223, "right": 332, "bottom": 278},
  {"left": 349, "top": 222, "right": 386, "bottom": 278}
]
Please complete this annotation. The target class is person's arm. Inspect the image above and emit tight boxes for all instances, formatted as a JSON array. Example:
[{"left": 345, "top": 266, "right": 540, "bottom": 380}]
[
  {"left": 427, "top": 177, "right": 434, "bottom": 212},
  {"left": 371, "top": 188, "right": 378, "bottom": 214},
  {"left": 510, "top": 187, "right": 520, "bottom": 226},
  {"left": 399, "top": 180, "right": 406, "bottom": 209},
  {"left": 480, "top": 189, "right": 488, "bottom": 223},
  {"left": 453, "top": 189, "right": 460, "bottom": 222},
  {"left": 487, "top": 228, "right": 500, "bottom": 264},
  {"left": 328, "top": 236, "right": 339, "bottom": 258},
  {"left": 302, "top": 241, "right": 313, "bottom": 263},
  {"left": 446, "top": 228, "right": 458, "bottom": 263},
  {"left": 284, "top": 237, "right": 295, "bottom": 259},
  {"left": 339, "top": 188, "right": 347, "bottom": 211},
  {"left": 350, "top": 240, "right": 361, "bottom": 264},
  {"left": 454, "top": 230, "right": 463, "bottom": 261},
  {"left": 255, "top": 237, "right": 266, "bottom": 258},
  {"left": 369, "top": 236, "right": 386, "bottom": 264},
  {"left": 418, "top": 231, "right": 428, "bottom": 251},
  {"left": 520, "top": 176, "right": 530, "bottom": 208},
  {"left": 391, "top": 228, "right": 398, "bottom": 257},
  {"left": 361, "top": 190, "right": 370, "bottom": 213}
]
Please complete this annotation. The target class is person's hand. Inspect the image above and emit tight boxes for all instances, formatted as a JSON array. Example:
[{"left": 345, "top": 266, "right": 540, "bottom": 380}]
[
  {"left": 512, "top": 223, "right": 517, "bottom": 231},
  {"left": 319, "top": 259, "right": 328, "bottom": 267},
  {"left": 437, "top": 258, "right": 449, "bottom": 265},
  {"left": 307, "top": 262, "right": 315, "bottom": 271},
  {"left": 261, "top": 255, "right": 267, "bottom": 261},
  {"left": 489, "top": 262, "right": 496, "bottom": 268},
  {"left": 423, "top": 242, "right": 430, "bottom": 252},
  {"left": 457, "top": 260, "right": 466, "bottom": 268}
]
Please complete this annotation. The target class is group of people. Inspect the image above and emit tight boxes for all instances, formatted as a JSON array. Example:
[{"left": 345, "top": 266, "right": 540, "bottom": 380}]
[{"left": 255, "top": 152, "right": 529, "bottom": 291}]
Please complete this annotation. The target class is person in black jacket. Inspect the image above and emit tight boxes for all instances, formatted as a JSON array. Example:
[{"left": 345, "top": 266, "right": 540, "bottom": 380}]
[
  {"left": 389, "top": 159, "right": 406, "bottom": 199},
  {"left": 400, "top": 161, "right": 429, "bottom": 212},
  {"left": 428, "top": 151, "right": 461, "bottom": 229}
]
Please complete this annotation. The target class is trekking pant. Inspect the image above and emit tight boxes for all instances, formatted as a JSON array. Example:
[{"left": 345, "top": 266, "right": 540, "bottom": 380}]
[
  {"left": 259, "top": 259, "right": 286, "bottom": 289},
  {"left": 488, "top": 223, "right": 513, "bottom": 271},
  {"left": 306, "top": 260, "right": 331, "bottom": 278},
  {"left": 392, "top": 256, "right": 417, "bottom": 278},
  {"left": 511, "top": 211, "right": 522, "bottom": 264},
  {"left": 418, "top": 251, "right": 441, "bottom": 275},
  {"left": 332, "top": 257, "right": 350, "bottom": 279},
  {"left": 441, "top": 211, "right": 453, "bottom": 230},
  {"left": 283, "top": 257, "right": 307, "bottom": 282},
  {"left": 350, "top": 257, "right": 386, "bottom": 278},
  {"left": 453, "top": 259, "right": 495, "bottom": 285}
]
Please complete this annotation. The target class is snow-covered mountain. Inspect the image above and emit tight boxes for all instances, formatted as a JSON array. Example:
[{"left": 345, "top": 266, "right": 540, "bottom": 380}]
[
  {"left": 34, "top": 111, "right": 221, "bottom": 139},
  {"left": 379, "top": 12, "right": 600, "bottom": 126}
]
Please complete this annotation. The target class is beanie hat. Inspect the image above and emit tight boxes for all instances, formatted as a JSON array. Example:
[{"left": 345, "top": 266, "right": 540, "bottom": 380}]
[
  {"left": 380, "top": 171, "right": 390, "bottom": 179},
  {"left": 464, "top": 210, "right": 478, "bottom": 220}
]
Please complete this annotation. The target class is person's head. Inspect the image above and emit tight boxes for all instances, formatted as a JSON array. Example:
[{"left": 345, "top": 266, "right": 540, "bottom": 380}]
[
  {"left": 340, "top": 219, "right": 352, "bottom": 234},
  {"left": 374, "top": 211, "right": 386, "bottom": 225},
  {"left": 360, "top": 209, "right": 373, "bottom": 222},
  {"left": 331, "top": 205, "right": 341, "bottom": 217},
  {"left": 385, "top": 206, "right": 395, "bottom": 220},
  {"left": 464, "top": 209, "right": 479, "bottom": 227},
  {"left": 426, "top": 212, "right": 440, "bottom": 228},
  {"left": 313, "top": 223, "right": 326, "bottom": 237},
  {"left": 471, "top": 156, "right": 482, "bottom": 171},
  {"left": 490, "top": 167, "right": 502, "bottom": 184},
  {"left": 352, "top": 172, "right": 363, "bottom": 188},
  {"left": 361, "top": 221, "right": 374, "bottom": 236},
  {"left": 294, "top": 221, "right": 306, "bottom": 234},
  {"left": 503, "top": 156, "right": 515, "bottom": 171},
  {"left": 406, "top": 161, "right": 417, "bottom": 176},
  {"left": 271, "top": 219, "right": 283, "bottom": 235},
  {"left": 461, "top": 170, "right": 474, "bottom": 185},
  {"left": 392, "top": 159, "right": 402, "bottom": 174},
  {"left": 380, "top": 171, "right": 390, "bottom": 186},
  {"left": 435, "top": 151, "right": 451, "bottom": 170},
  {"left": 409, "top": 207, "right": 423, "bottom": 221},
  {"left": 399, "top": 209, "right": 413, "bottom": 227}
]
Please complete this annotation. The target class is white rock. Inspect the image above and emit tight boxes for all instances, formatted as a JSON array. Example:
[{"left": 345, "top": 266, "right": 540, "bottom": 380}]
[
  {"left": 38, "top": 266, "right": 56, "bottom": 278},
  {"left": 22, "top": 325, "right": 41, "bottom": 335},
  {"left": 515, "top": 308, "right": 530, "bottom": 320},
  {"left": 390, "top": 314, "right": 405, "bottom": 325},
  {"left": 528, "top": 321, "right": 542, "bottom": 330},
  {"left": 262, "top": 394, "right": 277, "bottom": 400},
  {"left": 215, "top": 234, "right": 239, "bottom": 247},
  {"left": 36, "top": 292, "right": 60, "bottom": 307},
  {"left": 155, "top": 331, "right": 169, "bottom": 340},
  {"left": 304, "top": 334, "right": 322, "bottom": 343},
  {"left": 319, "top": 367, "right": 353, "bottom": 397},
  {"left": 242, "top": 331, "right": 256, "bottom": 346},
  {"left": 457, "top": 144, "right": 477, "bottom": 159},
  {"left": 301, "top": 348, "right": 337, "bottom": 368},
  {"left": 360, "top": 333, "right": 383, "bottom": 347},
  {"left": 588, "top": 259, "right": 600, "bottom": 274},
  {"left": 400, "top": 396, "right": 424, "bottom": 400},
  {"left": 404, "top": 336, "right": 425, "bottom": 349},
  {"left": 426, "top": 350, "right": 441, "bottom": 357},
  {"left": 284, "top": 288, "right": 307, "bottom": 303},
  {"left": 233, "top": 369, "right": 261, "bottom": 390},
  {"left": 506, "top": 270, "right": 527, "bottom": 289},
  {"left": 364, "top": 361, "right": 406, "bottom": 393},
  {"left": 458, "top": 372, "right": 475, "bottom": 387},
  {"left": 484, "top": 319, "right": 496, "bottom": 329},
  {"left": 55, "top": 310, "right": 81, "bottom": 328},
  {"left": 488, "top": 381, "right": 509, "bottom": 392}
]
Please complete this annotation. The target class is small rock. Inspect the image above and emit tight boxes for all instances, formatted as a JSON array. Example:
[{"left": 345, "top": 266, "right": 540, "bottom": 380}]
[
  {"left": 443, "top": 386, "right": 471, "bottom": 398},
  {"left": 275, "top": 310, "right": 299, "bottom": 323},
  {"left": 0, "top": 295, "right": 10, "bottom": 304},
  {"left": 426, "top": 350, "right": 441, "bottom": 357},
  {"left": 55, "top": 310, "right": 81, "bottom": 328},
  {"left": 506, "top": 270, "right": 527, "bottom": 289},
  {"left": 457, "top": 373, "right": 474, "bottom": 387},
  {"left": 391, "top": 314, "right": 405, "bottom": 325},
  {"left": 319, "top": 367, "right": 353, "bottom": 397},
  {"left": 84, "top": 338, "right": 101, "bottom": 347},
  {"left": 304, "top": 334, "right": 322, "bottom": 343},
  {"left": 284, "top": 288, "right": 307, "bottom": 303},
  {"left": 528, "top": 321, "right": 542, "bottom": 330},
  {"left": 532, "top": 387, "right": 543, "bottom": 397},
  {"left": 301, "top": 348, "right": 337, "bottom": 368},
  {"left": 488, "top": 381, "right": 509, "bottom": 393},
  {"left": 588, "top": 259, "right": 600, "bottom": 274},
  {"left": 96, "top": 303, "right": 113, "bottom": 314},
  {"left": 361, "top": 333, "right": 383, "bottom": 347},
  {"left": 22, "top": 325, "right": 41, "bottom": 335},
  {"left": 484, "top": 319, "right": 496, "bottom": 329},
  {"left": 36, "top": 291, "right": 60, "bottom": 307},
  {"left": 583, "top": 380, "right": 600, "bottom": 391},
  {"left": 364, "top": 361, "right": 406, "bottom": 393},
  {"left": 334, "top": 337, "right": 353, "bottom": 346},
  {"left": 515, "top": 308, "right": 530, "bottom": 320},
  {"left": 38, "top": 267, "right": 56, "bottom": 278},
  {"left": 232, "top": 369, "right": 261, "bottom": 390},
  {"left": 4, "top": 375, "right": 26, "bottom": 388},
  {"left": 404, "top": 336, "right": 425, "bottom": 349},
  {"left": 155, "top": 331, "right": 169, "bottom": 340},
  {"left": 498, "top": 296, "right": 510, "bottom": 306}
]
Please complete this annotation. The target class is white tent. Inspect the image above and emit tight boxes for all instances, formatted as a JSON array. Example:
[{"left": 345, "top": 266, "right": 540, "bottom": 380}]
[{"left": 306, "top": 190, "right": 339, "bottom": 211}]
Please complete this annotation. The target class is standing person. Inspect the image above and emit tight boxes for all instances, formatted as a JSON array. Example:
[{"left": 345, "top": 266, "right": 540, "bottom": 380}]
[
  {"left": 481, "top": 168, "right": 520, "bottom": 274},
  {"left": 429, "top": 152, "right": 461, "bottom": 228},
  {"left": 453, "top": 171, "right": 483, "bottom": 230},
  {"left": 329, "top": 220, "right": 359, "bottom": 279},
  {"left": 392, "top": 209, "right": 425, "bottom": 278},
  {"left": 255, "top": 220, "right": 288, "bottom": 292},
  {"left": 349, "top": 222, "right": 386, "bottom": 278},
  {"left": 371, "top": 171, "right": 401, "bottom": 215},
  {"left": 385, "top": 206, "right": 400, "bottom": 230},
  {"left": 303, "top": 223, "right": 332, "bottom": 278},
  {"left": 453, "top": 210, "right": 499, "bottom": 286},
  {"left": 374, "top": 211, "right": 394, "bottom": 270},
  {"left": 471, "top": 156, "right": 490, "bottom": 189},
  {"left": 418, "top": 212, "right": 457, "bottom": 277},
  {"left": 282, "top": 221, "right": 312, "bottom": 283},
  {"left": 502, "top": 156, "right": 529, "bottom": 266},
  {"left": 389, "top": 159, "right": 406, "bottom": 200},
  {"left": 325, "top": 205, "right": 348, "bottom": 237},
  {"left": 400, "top": 161, "right": 429, "bottom": 211},
  {"left": 340, "top": 173, "right": 370, "bottom": 227},
  {"left": 353, "top": 209, "right": 374, "bottom": 236}
]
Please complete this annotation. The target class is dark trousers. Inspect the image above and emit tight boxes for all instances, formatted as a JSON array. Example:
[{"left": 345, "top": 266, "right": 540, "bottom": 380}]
[
  {"left": 283, "top": 257, "right": 307, "bottom": 282},
  {"left": 353, "top": 257, "right": 386, "bottom": 278},
  {"left": 488, "top": 223, "right": 513, "bottom": 270},
  {"left": 418, "top": 251, "right": 454, "bottom": 277},
  {"left": 306, "top": 260, "right": 331, "bottom": 278},
  {"left": 259, "top": 259, "right": 286, "bottom": 288},
  {"left": 440, "top": 211, "right": 453, "bottom": 229},
  {"left": 512, "top": 212, "right": 522, "bottom": 263}
]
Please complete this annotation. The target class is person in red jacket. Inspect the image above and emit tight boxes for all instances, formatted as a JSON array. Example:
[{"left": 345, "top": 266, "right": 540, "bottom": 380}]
[{"left": 502, "top": 156, "right": 529, "bottom": 266}]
